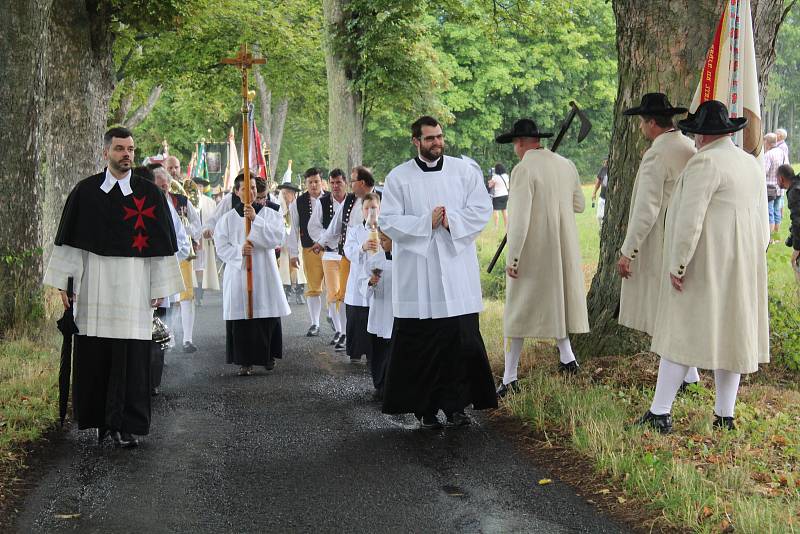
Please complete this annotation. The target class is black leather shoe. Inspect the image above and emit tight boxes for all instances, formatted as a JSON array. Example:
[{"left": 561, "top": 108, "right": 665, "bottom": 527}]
[
  {"left": 265, "top": 357, "right": 276, "bottom": 371},
  {"left": 330, "top": 332, "right": 341, "bottom": 345},
  {"left": 306, "top": 325, "right": 320, "bottom": 337},
  {"left": 334, "top": 335, "right": 346, "bottom": 351},
  {"left": 97, "top": 427, "right": 110, "bottom": 445},
  {"left": 151, "top": 387, "right": 160, "bottom": 397},
  {"left": 558, "top": 360, "right": 580, "bottom": 375},
  {"left": 496, "top": 380, "right": 521, "bottom": 398},
  {"left": 445, "top": 411, "right": 471, "bottom": 427},
  {"left": 419, "top": 414, "right": 442, "bottom": 429},
  {"left": 713, "top": 415, "right": 736, "bottom": 431},
  {"left": 112, "top": 431, "right": 138, "bottom": 448},
  {"left": 633, "top": 410, "right": 673, "bottom": 434},
  {"left": 183, "top": 341, "right": 198, "bottom": 353}
]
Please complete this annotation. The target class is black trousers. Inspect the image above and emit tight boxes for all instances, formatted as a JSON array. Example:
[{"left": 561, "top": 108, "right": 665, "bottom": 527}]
[
  {"left": 226, "top": 317, "right": 282, "bottom": 366},
  {"left": 73, "top": 335, "right": 152, "bottom": 435},
  {"left": 345, "top": 304, "right": 371, "bottom": 360},
  {"left": 370, "top": 335, "right": 391, "bottom": 390}
]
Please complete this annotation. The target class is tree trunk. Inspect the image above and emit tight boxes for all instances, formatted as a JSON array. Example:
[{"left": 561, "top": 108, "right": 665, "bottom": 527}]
[
  {"left": 576, "top": 0, "right": 786, "bottom": 357},
  {"left": 0, "top": 0, "right": 114, "bottom": 328},
  {"left": 125, "top": 84, "right": 162, "bottom": 129},
  {"left": 322, "top": 0, "right": 363, "bottom": 172},
  {"left": 270, "top": 98, "right": 289, "bottom": 178},
  {"left": 112, "top": 80, "right": 135, "bottom": 125}
]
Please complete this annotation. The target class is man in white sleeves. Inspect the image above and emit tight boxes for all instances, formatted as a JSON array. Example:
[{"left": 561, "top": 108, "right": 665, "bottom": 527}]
[
  {"left": 44, "top": 127, "right": 184, "bottom": 448},
  {"left": 636, "top": 100, "right": 770, "bottom": 434},
  {"left": 379, "top": 115, "right": 496, "bottom": 429},
  {"left": 215, "top": 174, "right": 291, "bottom": 376}
]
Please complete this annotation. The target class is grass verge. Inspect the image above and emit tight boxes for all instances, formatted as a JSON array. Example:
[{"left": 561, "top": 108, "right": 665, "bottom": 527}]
[{"left": 481, "top": 299, "right": 800, "bottom": 533}]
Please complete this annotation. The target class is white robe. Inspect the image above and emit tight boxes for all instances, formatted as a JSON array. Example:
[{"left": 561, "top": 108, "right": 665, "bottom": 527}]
[
  {"left": 195, "top": 194, "right": 221, "bottom": 290},
  {"left": 365, "top": 251, "right": 393, "bottom": 340},
  {"left": 379, "top": 156, "right": 492, "bottom": 319},
  {"left": 343, "top": 224, "right": 371, "bottom": 307},
  {"left": 215, "top": 206, "right": 291, "bottom": 321},
  {"left": 203, "top": 193, "right": 234, "bottom": 235}
]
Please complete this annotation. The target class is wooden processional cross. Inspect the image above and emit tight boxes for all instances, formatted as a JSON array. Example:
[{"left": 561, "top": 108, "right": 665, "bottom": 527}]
[{"left": 221, "top": 44, "right": 265, "bottom": 319}]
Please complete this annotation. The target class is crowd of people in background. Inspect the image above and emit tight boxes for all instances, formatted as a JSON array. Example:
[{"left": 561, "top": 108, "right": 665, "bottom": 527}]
[{"left": 43, "top": 96, "right": 800, "bottom": 447}]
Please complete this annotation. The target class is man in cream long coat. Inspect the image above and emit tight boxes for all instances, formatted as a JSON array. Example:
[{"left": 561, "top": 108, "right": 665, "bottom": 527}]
[
  {"left": 636, "top": 100, "right": 769, "bottom": 434},
  {"left": 495, "top": 119, "right": 589, "bottom": 397},
  {"left": 617, "top": 93, "right": 700, "bottom": 388}
]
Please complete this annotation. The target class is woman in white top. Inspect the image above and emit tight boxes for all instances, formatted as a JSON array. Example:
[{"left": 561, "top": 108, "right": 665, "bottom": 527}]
[{"left": 487, "top": 163, "right": 509, "bottom": 228}]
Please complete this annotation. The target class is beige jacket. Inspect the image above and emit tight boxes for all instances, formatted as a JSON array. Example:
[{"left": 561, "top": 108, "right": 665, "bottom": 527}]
[
  {"left": 619, "top": 131, "right": 696, "bottom": 334},
  {"left": 504, "top": 148, "right": 589, "bottom": 339},
  {"left": 650, "top": 137, "right": 770, "bottom": 374}
]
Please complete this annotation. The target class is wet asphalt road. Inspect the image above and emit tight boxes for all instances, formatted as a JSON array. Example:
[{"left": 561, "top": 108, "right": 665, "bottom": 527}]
[{"left": 14, "top": 291, "right": 627, "bottom": 534}]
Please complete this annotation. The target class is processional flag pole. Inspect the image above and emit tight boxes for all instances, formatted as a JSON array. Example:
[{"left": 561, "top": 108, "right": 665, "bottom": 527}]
[{"left": 221, "top": 44, "right": 266, "bottom": 319}]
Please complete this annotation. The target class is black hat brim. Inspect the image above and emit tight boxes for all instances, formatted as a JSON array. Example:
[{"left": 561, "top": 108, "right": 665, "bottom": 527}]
[
  {"left": 677, "top": 117, "right": 748, "bottom": 135},
  {"left": 277, "top": 184, "right": 300, "bottom": 192},
  {"left": 622, "top": 105, "right": 688, "bottom": 116},
  {"left": 495, "top": 131, "right": 554, "bottom": 144},
  {"left": 192, "top": 178, "right": 210, "bottom": 186}
]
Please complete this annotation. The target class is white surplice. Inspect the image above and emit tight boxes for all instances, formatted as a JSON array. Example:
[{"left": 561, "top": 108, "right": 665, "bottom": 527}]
[
  {"left": 215, "top": 206, "right": 291, "bottom": 321},
  {"left": 378, "top": 156, "right": 492, "bottom": 319},
  {"left": 342, "top": 223, "right": 371, "bottom": 307},
  {"left": 364, "top": 251, "right": 393, "bottom": 340}
]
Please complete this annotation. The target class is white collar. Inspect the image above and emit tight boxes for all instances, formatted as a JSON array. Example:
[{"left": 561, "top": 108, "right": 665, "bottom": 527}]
[
  {"left": 331, "top": 194, "right": 347, "bottom": 206},
  {"left": 100, "top": 168, "right": 133, "bottom": 196}
]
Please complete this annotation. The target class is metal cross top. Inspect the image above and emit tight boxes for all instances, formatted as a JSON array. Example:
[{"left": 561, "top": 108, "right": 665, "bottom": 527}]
[{"left": 220, "top": 43, "right": 265, "bottom": 319}]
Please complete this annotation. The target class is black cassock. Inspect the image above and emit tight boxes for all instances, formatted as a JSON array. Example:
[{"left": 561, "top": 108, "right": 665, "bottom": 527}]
[{"left": 381, "top": 313, "right": 497, "bottom": 418}]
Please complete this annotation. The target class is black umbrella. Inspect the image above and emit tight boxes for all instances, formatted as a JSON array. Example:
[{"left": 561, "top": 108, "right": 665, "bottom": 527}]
[{"left": 56, "top": 277, "right": 78, "bottom": 427}]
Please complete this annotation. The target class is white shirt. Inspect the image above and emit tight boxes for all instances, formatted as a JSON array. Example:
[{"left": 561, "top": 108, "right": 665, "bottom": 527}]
[
  {"left": 203, "top": 193, "right": 234, "bottom": 235},
  {"left": 286, "top": 192, "right": 324, "bottom": 258},
  {"left": 100, "top": 169, "right": 133, "bottom": 196},
  {"left": 378, "top": 155, "right": 492, "bottom": 319},
  {"left": 215, "top": 206, "right": 291, "bottom": 321},
  {"left": 309, "top": 194, "right": 348, "bottom": 260},
  {"left": 491, "top": 172, "right": 509, "bottom": 197}
]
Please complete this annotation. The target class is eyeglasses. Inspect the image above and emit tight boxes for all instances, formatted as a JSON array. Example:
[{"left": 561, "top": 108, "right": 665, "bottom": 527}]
[{"left": 418, "top": 134, "right": 444, "bottom": 142}]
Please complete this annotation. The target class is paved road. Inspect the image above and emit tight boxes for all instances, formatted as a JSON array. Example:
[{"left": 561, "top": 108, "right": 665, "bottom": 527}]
[{"left": 14, "top": 292, "right": 626, "bottom": 533}]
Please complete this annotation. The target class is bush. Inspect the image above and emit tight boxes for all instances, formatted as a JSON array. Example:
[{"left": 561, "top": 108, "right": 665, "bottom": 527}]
[{"left": 768, "top": 295, "right": 800, "bottom": 370}]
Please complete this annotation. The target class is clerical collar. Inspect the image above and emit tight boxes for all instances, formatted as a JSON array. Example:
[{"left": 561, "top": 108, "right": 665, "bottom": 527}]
[
  {"left": 414, "top": 156, "right": 443, "bottom": 173},
  {"left": 100, "top": 168, "right": 133, "bottom": 196}
]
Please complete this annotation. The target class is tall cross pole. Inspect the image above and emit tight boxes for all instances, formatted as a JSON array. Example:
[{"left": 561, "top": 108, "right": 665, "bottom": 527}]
[{"left": 221, "top": 44, "right": 265, "bottom": 319}]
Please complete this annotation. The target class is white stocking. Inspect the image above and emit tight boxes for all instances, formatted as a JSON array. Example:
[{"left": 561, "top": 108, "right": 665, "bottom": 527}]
[
  {"left": 329, "top": 303, "right": 342, "bottom": 333},
  {"left": 650, "top": 358, "right": 688, "bottom": 415},
  {"left": 713, "top": 369, "right": 741, "bottom": 418},
  {"left": 503, "top": 337, "right": 524, "bottom": 385},
  {"left": 684, "top": 367, "right": 700, "bottom": 384},
  {"left": 179, "top": 300, "right": 195, "bottom": 344},
  {"left": 556, "top": 336, "right": 576, "bottom": 364},
  {"left": 338, "top": 304, "right": 347, "bottom": 334},
  {"left": 307, "top": 295, "right": 322, "bottom": 327}
]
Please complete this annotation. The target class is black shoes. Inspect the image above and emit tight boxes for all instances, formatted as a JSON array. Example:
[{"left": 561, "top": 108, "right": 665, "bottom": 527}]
[
  {"left": 334, "top": 335, "right": 347, "bottom": 352},
  {"left": 330, "top": 332, "right": 341, "bottom": 345},
  {"left": 446, "top": 411, "right": 471, "bottom": 427},
  {"left": 558, "top": 360, "right": 580, "bottom": 375},
  {"left": 151, "top": 387, "right": 160, "bottom": 396},
  {"left": 419, "top": 414, "right": 442, "bottom": 430},
  {"left": 713, "top": 415, "right": 736, "bottom": 431},
  {"left": 306, "top": 325, "right": 320, "bottom": 337},
  {"left": 112, "top": 431, "right": 139, "bottom": 448},
  {"left": 265, "top": 357, "right": 276, "bottom": 371},
  {"left": 633, "top": 410, "right": 673, "bottom": 434},
  {"left": 496, "top": 380, "right": 521, "bottom": 398},
  {"left": 183, "top": 341, "right": 197, "bottom": 353}
]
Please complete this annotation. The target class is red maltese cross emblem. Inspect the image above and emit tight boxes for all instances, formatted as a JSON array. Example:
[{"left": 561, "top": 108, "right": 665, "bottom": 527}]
[{"left": 123, "top": 196, "right": 157, "bottom": 230}]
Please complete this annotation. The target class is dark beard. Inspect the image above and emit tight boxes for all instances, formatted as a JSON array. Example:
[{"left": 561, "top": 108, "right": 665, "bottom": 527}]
[{"left": 419, "top": 146, "right": 443, "bottom": 162}]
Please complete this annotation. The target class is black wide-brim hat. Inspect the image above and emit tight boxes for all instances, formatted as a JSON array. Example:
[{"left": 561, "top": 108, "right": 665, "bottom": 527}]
[
  {"left": 495, "top": 119, "right": 553, "bottom": 144},
  {"left": 677, "top": 100, "right": 748, "bottom": 135},
  {"left": 192, "top": 177, "right": 210, "bottom": 186},
  {"left": 277, "top": 182, "right": 301, "bottom": 192},
  {"left": 623, "top": 92, "right": 688, "bottom": 116}
]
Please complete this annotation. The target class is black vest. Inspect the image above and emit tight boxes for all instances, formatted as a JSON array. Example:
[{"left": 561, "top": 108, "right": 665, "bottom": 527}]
[
  {"left": 296, "top": 191, "right": 328, "bottom": 249},
  {"left": 338, "top": 193, "right": 358, "bottom": 255}
]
